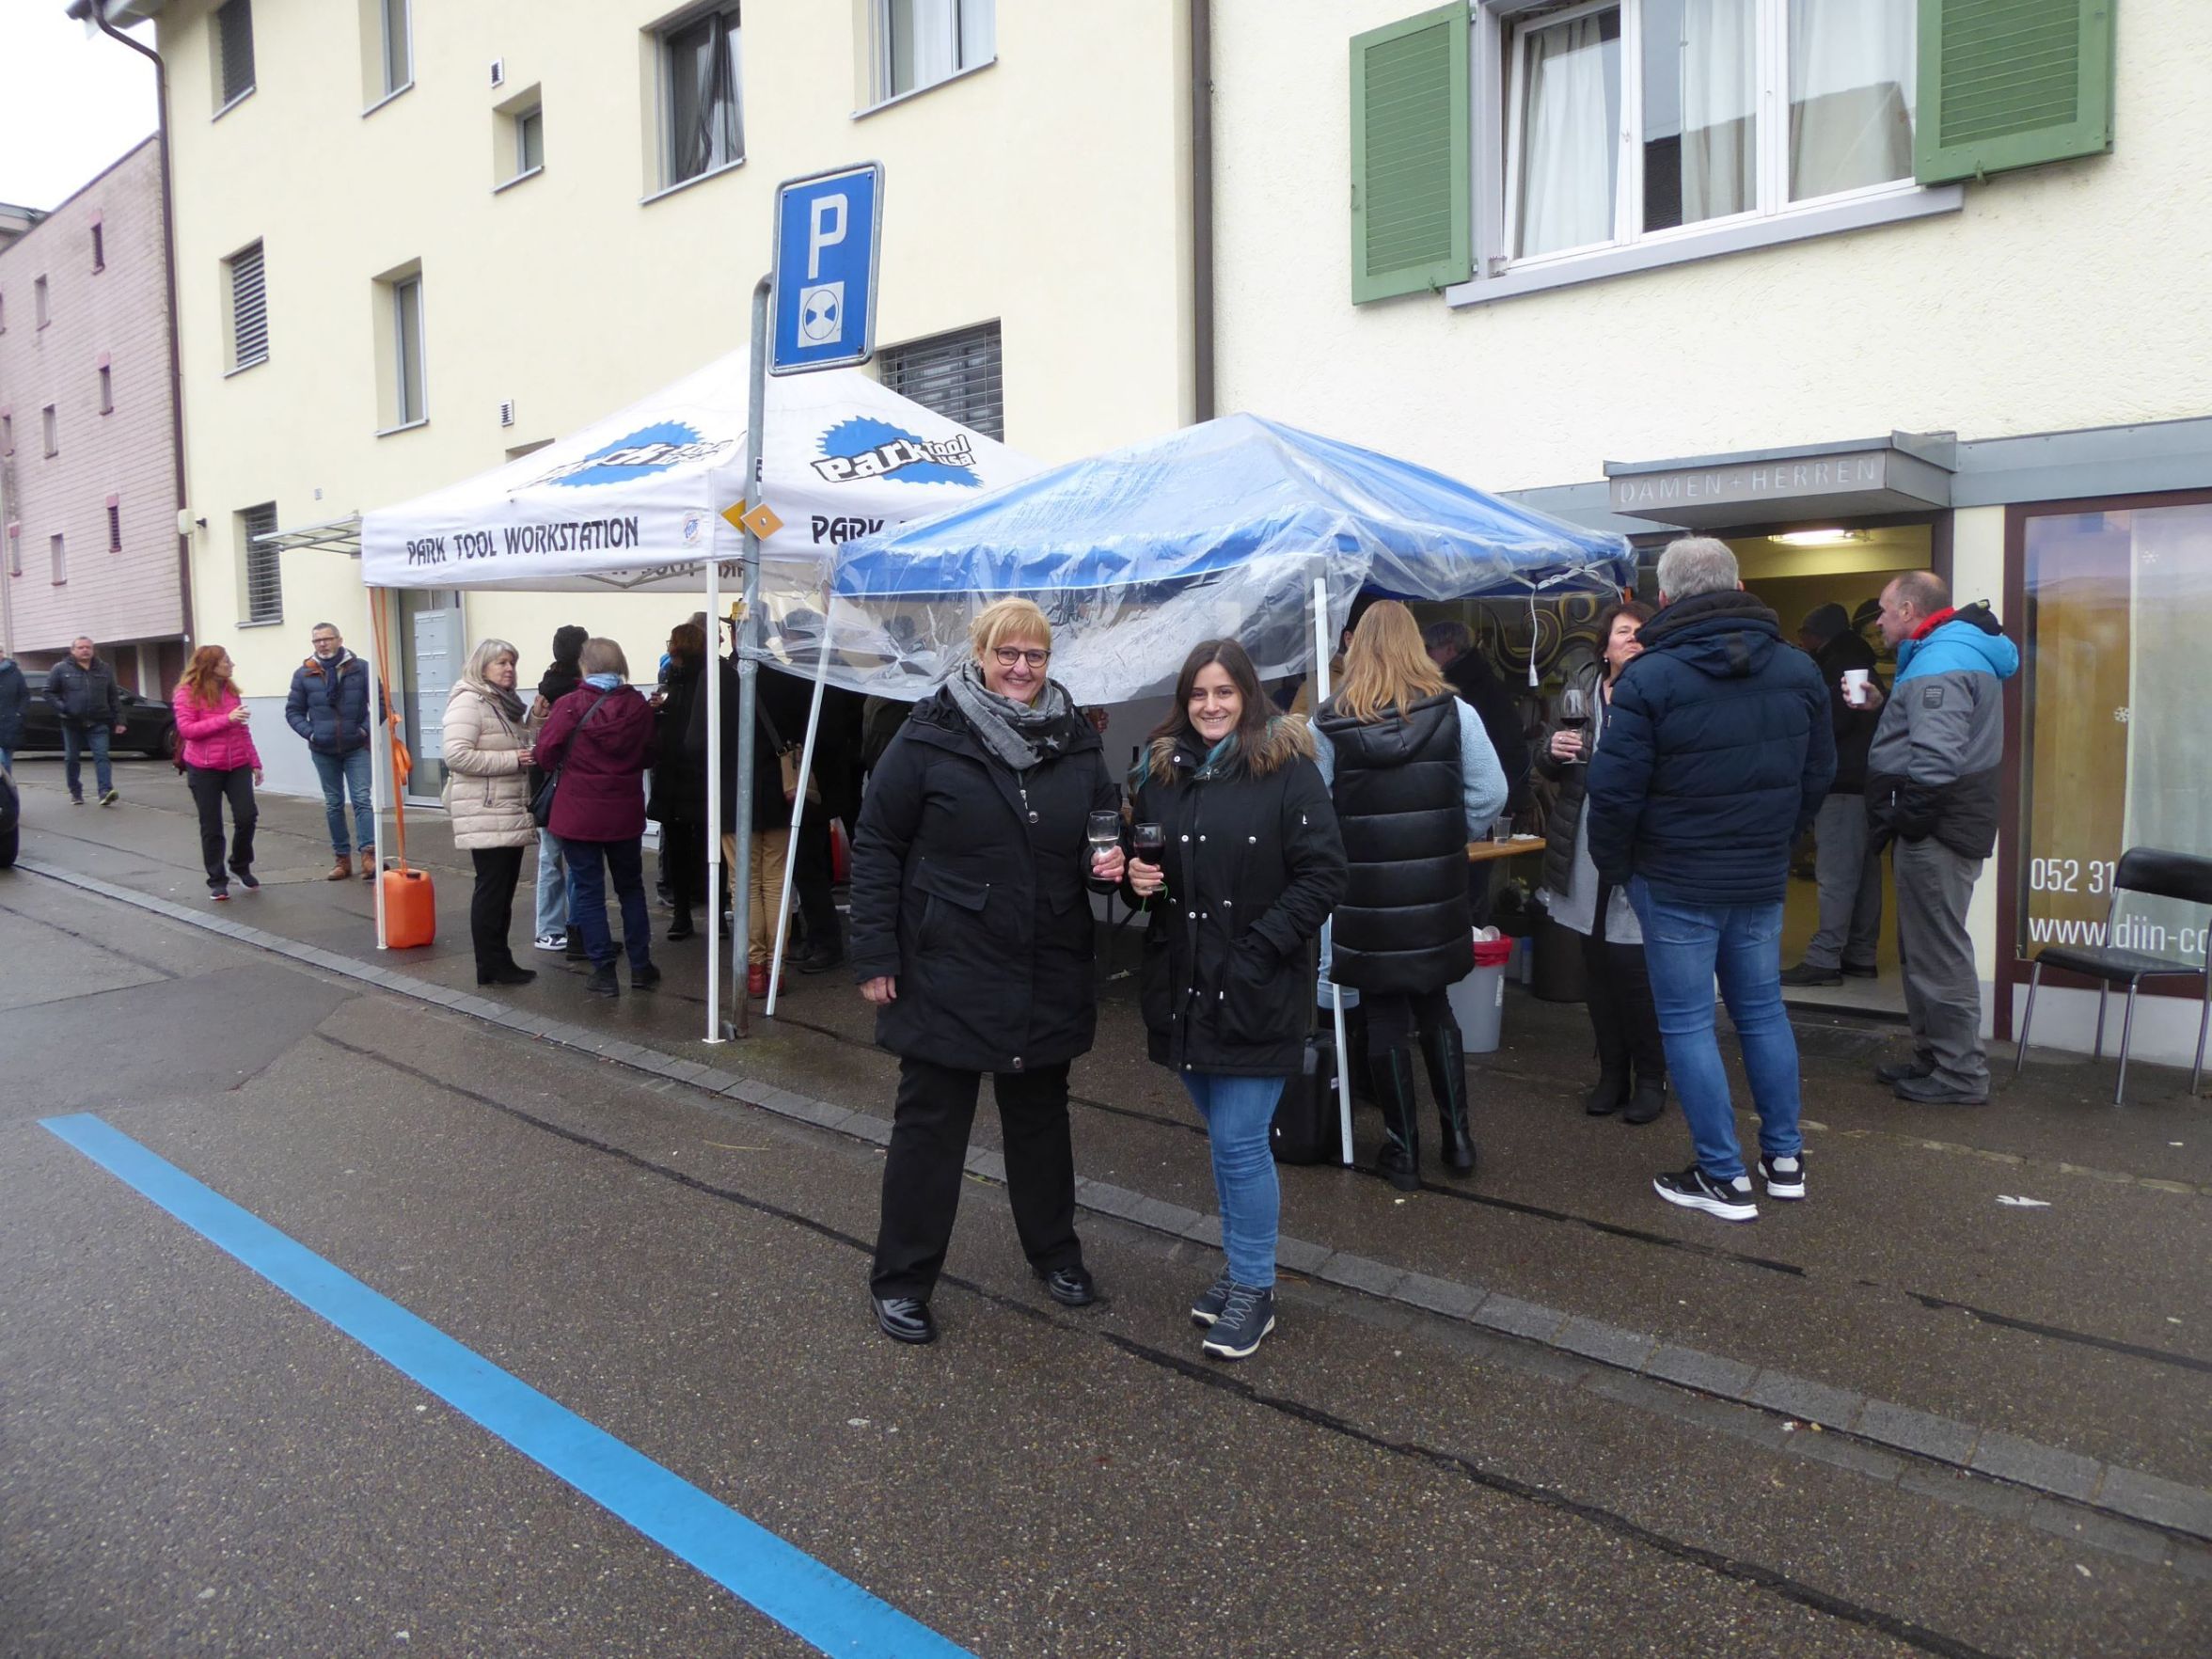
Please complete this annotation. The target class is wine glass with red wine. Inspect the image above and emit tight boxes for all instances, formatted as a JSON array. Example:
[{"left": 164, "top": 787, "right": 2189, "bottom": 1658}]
[{"left": 1559, "top": 687, "right": 1589, "bottom": 763}]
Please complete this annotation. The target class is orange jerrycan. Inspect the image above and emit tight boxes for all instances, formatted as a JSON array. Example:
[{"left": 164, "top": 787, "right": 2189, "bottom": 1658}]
[{"left": 381, "top": 864, "right": 437, "bottom": 948}]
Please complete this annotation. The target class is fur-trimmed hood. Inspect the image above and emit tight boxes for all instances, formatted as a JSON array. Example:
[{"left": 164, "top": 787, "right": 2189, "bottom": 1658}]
[{"left": 1141, "top": 714, "right": 1316, "bottom": 789}]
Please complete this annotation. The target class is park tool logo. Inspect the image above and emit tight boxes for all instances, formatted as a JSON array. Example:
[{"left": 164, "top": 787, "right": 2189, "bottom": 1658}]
[
  {"left": 540, "top": 421, "right": 737, "bottom": 489},
  {"left": 810, "top": 417, "right": 980, "bottom": 487}
]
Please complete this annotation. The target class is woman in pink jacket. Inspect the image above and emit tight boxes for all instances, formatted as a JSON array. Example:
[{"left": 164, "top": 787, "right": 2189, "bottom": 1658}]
[{"left": 173, "top": 646, "right": 263, "bottom": 900}]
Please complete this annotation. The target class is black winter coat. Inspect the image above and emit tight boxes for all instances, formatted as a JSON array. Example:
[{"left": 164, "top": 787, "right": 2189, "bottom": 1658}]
[
  {"left": 682, "top": 659, "right": 814, "bottom": 833},
  {"left": 1129, "top": 722, "right": 1348, "bottom": 1078},
  {"left": 45, "top": 656, "right": 118, "bottom": 728},
  {"left": 1535, "top": 666, "right": 1607, "bottom": 901},
  {"left": 649, "top": 659, "right": 708, "bottom": 825},
  {"left": 1812, "top": 630, "right": 1880, "bottom": 794},
  {"left": 848, "top": 685, "right": 1117, "bottom": 1074},
  {"left": 1584, "top": 592, "right": 1835, "bottom": 908},
  {"left": 0, "top": 660, "right": 26, "bottom": 750}
]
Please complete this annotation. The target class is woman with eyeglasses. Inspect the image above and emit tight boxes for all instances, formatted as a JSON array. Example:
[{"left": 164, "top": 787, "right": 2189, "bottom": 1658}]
[
  {"left": 849, "top": 599, "right": 1125, "bottom": 1347},
  {"left": 1125, "top": 640, "right": 1346, "bottom": 1361}
]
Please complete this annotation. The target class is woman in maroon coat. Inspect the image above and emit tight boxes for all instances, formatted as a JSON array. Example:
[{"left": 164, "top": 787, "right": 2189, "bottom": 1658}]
[{"left": 533, "top": 638, "right": 660, "bottom": 998}]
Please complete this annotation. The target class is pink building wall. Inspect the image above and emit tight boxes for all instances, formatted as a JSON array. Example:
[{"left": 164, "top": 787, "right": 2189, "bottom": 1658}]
[{"left": 0, "top": 137, "right": 185, "bottom": 683}]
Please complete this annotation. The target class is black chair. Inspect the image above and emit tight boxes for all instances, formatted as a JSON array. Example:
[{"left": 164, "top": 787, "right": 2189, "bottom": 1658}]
[{"left": 2015, "top": 847, "right": 2212, "bottom": 1105}]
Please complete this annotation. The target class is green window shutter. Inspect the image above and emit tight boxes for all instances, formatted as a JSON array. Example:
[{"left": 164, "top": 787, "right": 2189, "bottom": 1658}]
[
  {"left": 1916, "top": 0, "right": 2116, "bottom": 184},
  {"left": 1350, "top": 4, "right": 1470, "bottom": 304}
]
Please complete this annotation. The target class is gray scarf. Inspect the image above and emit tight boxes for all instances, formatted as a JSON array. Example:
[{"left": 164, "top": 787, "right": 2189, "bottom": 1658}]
[
  {"left": 946, "top": 657, "right": 1073, "bottom": 772},
  {"left": 464, "top": 676, "right": 528, "bottom": 729}
]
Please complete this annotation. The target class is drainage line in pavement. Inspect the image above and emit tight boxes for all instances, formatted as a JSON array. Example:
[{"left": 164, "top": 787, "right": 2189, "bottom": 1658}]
[
  {"left": 1896, "top": 1288, "right": 2212, "bottom": 1377},
  {"left": 310, "top": 1031, "right": 2045, "bottom": 1656}
]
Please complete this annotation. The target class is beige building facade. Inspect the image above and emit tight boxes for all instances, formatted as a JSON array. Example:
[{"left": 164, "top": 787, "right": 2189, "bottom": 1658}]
[{"left": 125, "top": 0, "right": 1197, "bottom": 793}]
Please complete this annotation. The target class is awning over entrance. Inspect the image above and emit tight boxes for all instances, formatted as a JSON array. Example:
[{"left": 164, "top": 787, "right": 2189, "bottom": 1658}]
[{"left": 1604, "top": 432, "right": 1955, "bottom": 529}]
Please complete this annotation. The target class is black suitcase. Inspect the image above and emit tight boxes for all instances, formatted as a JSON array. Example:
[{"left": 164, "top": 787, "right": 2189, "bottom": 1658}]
[{"left": 1272, "top": 1034, "right": 1347, "bottom": 1165}]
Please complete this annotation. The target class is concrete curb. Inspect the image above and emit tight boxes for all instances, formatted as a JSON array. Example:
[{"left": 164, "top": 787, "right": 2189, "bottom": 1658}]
[{"left": 26, "top": 858, "right": 2212, "bottom": 1550}]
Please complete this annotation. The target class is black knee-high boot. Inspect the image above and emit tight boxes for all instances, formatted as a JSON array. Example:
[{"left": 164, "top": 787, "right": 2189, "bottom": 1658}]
[
  {"left": 1420, "top": 1020, "right": 1476, "bottom": 1176},
  {"left": 1367, "top": 1044, "right": 1421, "bottom": 1192}
]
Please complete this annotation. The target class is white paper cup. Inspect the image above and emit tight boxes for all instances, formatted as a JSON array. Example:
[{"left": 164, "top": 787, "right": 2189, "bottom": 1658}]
[{"left": 1842, "top": 669, "right": 1871, "bottom": 707}]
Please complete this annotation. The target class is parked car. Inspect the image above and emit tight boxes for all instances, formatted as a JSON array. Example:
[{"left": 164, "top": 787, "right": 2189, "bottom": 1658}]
[
  {"left": 15, "top": 670, "right": 178, "bottom": 761},
  {"left": 0, "top": 763, "right": 18, "bottom": 869}
]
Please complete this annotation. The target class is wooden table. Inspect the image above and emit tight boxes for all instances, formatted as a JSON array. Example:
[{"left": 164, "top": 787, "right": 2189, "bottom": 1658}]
[{"left": 1466, "top": 835, "right": 1546, "bottom": 863}]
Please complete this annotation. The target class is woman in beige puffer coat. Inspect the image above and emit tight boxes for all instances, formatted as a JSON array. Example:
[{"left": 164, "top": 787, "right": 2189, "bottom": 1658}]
[{"left": 444, "top": 638, "right": 539, "bottom": 987}]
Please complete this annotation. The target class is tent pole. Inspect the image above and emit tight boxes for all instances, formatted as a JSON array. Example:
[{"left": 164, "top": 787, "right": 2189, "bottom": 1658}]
[
  {"left": 702, "top": 548, "right": 723, "bottom": 1043},
  {"left": 1314, "top": 573, "right": 1351, "bottom": 1166},
  {"left": 729, "top": 273, "right": 771, "bottom": 1039},
  {"left": 365, "top": 580, "right": 387, "bottom": 951},
  {"left": 764, "top": 592, "right": 831, "bottom": 1019}
]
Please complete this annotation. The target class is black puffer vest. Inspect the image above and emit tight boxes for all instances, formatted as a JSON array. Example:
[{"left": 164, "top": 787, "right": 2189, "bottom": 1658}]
[{"left": 1318, "top": 691, "right": 1468, "bottom": 995}]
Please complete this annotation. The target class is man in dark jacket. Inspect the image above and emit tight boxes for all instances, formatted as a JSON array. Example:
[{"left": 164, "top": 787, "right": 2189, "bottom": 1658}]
[
  {"left": 1781, "top": 603, "right": 1884, "bottom": 987},
  {"left": 46, "top": 637, "right": 124, "bottom": 805},
  {"left": 285, "top": 622, "right": 376, "bottom": 879},
  {"left": 1585, "top": 538, "right": 1835, "bottom": 1224},
  {"left": 0, "top": 651, "right": 27, "bottom": 772},
  {"left": 1863, "top": 572, "right": 2019, "bottom": 1105}
]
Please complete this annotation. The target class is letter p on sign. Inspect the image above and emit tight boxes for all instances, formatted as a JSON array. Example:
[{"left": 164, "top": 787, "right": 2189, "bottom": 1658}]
[{"left": 807, "top": 195, "right": 846, "bottom": 279}]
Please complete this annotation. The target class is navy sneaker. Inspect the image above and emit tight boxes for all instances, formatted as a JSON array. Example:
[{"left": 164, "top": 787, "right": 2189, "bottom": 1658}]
[
  {"left": 1190, "top": 1269, "right": 1235, "bottom": 1328},
  {"left": 1201, "top": 1283, "right": 1275, "bottom": 1361},
  {"left": 1653, "top": 1164, "right": 1758, "bottom": 1223},
  {"left": 230, "top": 866, "right": 260, "bottom": 892},
  {"left": 1757, "top": 1151, "right": 1807, "bottom": 1200}
]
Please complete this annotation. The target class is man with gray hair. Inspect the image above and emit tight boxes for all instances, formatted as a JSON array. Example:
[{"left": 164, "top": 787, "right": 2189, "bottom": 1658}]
[{"left": 1585, "top": 538, "right": 1834, "bottom": 1223}]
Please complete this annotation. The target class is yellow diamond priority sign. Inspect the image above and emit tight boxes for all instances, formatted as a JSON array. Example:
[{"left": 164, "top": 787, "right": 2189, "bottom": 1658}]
[{"left": 721, "top": 501, "right": 784, "bottom": 541}]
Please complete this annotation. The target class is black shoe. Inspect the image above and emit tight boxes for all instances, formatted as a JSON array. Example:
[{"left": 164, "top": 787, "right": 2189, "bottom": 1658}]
[
  {"left": 1841, "top": 961, "right": 1879, "bottom": 979},
  {"left": 633, "top": 960, "right": 662, "bottom": 990},
  {"left": 479, "top": 963, "right": 537, "bottom": 987},
  {"left": 796, "top": 939, "right": 846, "bottom": 975},
  {"left": 229, "top": 867, "right": 260, "bottom": 891},
  {"left": 210, "top": 884, "right": 229, "bottom": 902},
  {"left": 1419, "top": 1021, "right": 1476, "bottom": 1175},
  {"left": 565, "top": 934, "right": 590, "bottom": 961},
  {"left": 1653, "top": 1163, "right": 1759, "bottom": 1223},
  {"left": 1190, "top": 1269, "right": 1235, "bottom": 1328},
  {"left": 1622, "top": 1077, "right": 1667, "bottom": 1125},
  {"left": 585, "top": 964, "right": 620, "bottom": 998},
  {"left": 1780, "top": 961, "right": 1843, "bottom": 988},
  {"left": 1584, "top": 1070, "right": 1630, "bottom": 1116},
  {"left": 1758, "top": 1151, "right": 1807, "bottom": 1200},
  {"left": 1035, "top": 1264, "right": 1097, "bottom": 1308},
  {"left": 1367, "top": 1044, "right": 1421, "bottom": 1193},
  {"left": 873, "top": 1294, "right": 937, "bottom": 1344},
  {"left": 666, "top": 917, "right": 695, "bottom": 942},
  {"left": 1201, "top": 1283, "right": 1276, "bottom": 1361},
  {"left": 1873, "top": 1053, "right": 1937, "bottom": 1085},
  {"left": 1892, "top": 1073, "right": 1988, "bottom": 1105}
]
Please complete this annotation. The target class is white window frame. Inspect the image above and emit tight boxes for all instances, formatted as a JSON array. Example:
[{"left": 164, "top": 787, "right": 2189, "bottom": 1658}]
[
  {"left": 379, "top": 0, "right": 413, "bottom": 100},
  {"left": 1451, "top": 0, "right": 1960, "bottom": 308},
  {"left": 863, "top": 0, "right": 997, "bottom": 113},
  {"left": 391, "top": 275, "right": 427, "bottom": 430},
  {"left": 41, "top": 404, "right": 57, "bottom": 457},
  {"left": 50, "top": 532, "right": 66, "bottom": 586},
  {"left": 654, "top": 3, "right": 745, "bottom": 196},
  {"left": 515, "top": 104, "right": 545, "bottom": 177}
]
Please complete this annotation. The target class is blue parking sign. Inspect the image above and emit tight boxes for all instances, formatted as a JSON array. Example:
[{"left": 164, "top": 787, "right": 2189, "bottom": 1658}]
[{"left": 769, "top": 163, "right": 883, "bottom": 375}]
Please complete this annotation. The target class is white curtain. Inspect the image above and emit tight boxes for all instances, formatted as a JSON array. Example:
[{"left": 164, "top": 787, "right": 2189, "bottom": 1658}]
[
  {"left": 1681, "top": 0, "right": 1756, "bottom": 222},
  {"left": 957, "top": 0, "right": 996, "bottom": 71},
  {"left": 1789, "top": 0, "right": 1915, "bottom": 200},
  {"left": 1518, "top": 14, "right": 1620, "bottom": 258},
  {"left": 2121, "top": 506, "right": 2212, "bottom": 943},
  {"left": 889, "top": 0, "right": 958, "bottom": 96}
]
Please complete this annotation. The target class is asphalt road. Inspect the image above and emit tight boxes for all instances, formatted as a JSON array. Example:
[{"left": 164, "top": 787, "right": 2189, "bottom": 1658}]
[{"left": 4, "top": 777, "right": 2210, "bottom": 1656}]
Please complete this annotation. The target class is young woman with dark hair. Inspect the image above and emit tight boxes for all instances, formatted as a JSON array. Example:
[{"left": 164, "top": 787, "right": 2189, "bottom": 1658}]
[{"left": 1126, "top": 640, "right": 1346, "bottom": 1360}]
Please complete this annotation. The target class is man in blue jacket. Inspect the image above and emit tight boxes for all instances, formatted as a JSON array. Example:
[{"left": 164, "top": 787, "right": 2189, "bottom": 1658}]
[
  {"left": 1863, "top": 572, "right": 2019, "bottom": 1105},
  {"left": 285, "top": 622, "right": 376, "bottom": 880},
  {"left": 0, "top": 651, "right": 27, "bottom": 772},
  {"left": 1585, "top": 538, "right": 1835, "bottom": 1224}
]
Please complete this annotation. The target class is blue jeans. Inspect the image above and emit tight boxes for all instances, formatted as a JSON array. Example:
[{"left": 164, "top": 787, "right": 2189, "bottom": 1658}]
[
  {"left": 561, "top": 835, "right": 651, "bottom": 971},
  {"left": 0, "top": 746, "right": 13, "bottom": 773},
  {"left": 533, "top": 827, "right": 568, "bottom": 937},
  {"left": 1630, "top": 878, "right": 1803, "bottom": 1183},
  {"left": 1180, "top": 1073, "right": 1285, "bottom": 1288},
  {"left": 61, "top": 724, "right": 113, "bottom": 798},
  {"left": 310, "top": 746, "right": 374, "bottom": 857}
]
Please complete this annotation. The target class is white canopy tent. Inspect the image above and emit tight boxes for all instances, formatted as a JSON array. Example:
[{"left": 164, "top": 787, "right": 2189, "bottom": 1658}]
[{"left": 327, "top": 346, "right": 1039, "bottom": 1038}]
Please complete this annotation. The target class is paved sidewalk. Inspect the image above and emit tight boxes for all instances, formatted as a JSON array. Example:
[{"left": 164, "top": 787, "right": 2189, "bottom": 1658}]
[{"left": 9, "top": 759, "right": 2212, "bottom": 1544}]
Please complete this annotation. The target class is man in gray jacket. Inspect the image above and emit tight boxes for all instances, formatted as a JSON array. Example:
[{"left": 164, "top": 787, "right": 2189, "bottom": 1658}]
[{"left": 1863, "top": 572, "right": 2019, "bottom": 1104}]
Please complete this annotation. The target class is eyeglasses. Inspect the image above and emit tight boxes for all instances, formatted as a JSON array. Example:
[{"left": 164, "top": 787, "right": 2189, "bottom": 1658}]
[{"left": 992, "top": 646, "right": 1050, "bottom": 669}]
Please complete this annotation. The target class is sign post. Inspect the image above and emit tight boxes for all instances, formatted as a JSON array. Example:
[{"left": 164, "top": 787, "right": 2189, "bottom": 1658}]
[{"left": 726, "top": 162, "right": 882, "bottom": 1038}]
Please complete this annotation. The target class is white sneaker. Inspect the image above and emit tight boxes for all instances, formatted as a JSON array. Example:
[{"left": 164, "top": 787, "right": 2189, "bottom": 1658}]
[{"left": 532, "top": 930, "right": 568, "bottom": 953}]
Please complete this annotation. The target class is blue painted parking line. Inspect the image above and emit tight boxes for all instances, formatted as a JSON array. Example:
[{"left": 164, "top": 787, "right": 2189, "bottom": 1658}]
[{"left": 40, "top": 1113, "right": 974, "bottom": 1659}]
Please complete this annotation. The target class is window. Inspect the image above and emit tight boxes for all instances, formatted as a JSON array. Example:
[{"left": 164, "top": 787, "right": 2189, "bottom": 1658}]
[
  {"left": 35, "top": 276, "right": 49, "bottom": 327},
  {"left": 6, "top": 525, "right": 18, "bottom": 577},
  {"left": 376, "top": 0, "right": 412, "bottom": 98},
  {"left": 660, "top": 5, "right": 743, "bottom": 187},
  {"left": 878, "top": 321, "right": 1003, "bottom": 441},
  {"left": 41, "top": 405, "right": 57, "bottom": 457},
  {"left": 517, "top": 104, "right": 545, "bottom": 174},
  {"left": 99, "top": 364, "right": 114, "bottom": 415},
  {"left": 240, "top": 500, "right": 281, "bottom": 622},
  {"left": 226, "top": 241, "right": 268, "bottom": 371},
  {"left": 1504, "top": 0, "right": 1915, "bottom": 263},
  {"left": 107, "top": 498, "right": 122, "bottom": 553},
  {"left": 51, "top": 533, "right": 66, "bottom": 586},
  {"left": 215, "top": 0, "right": 257, "bottom": 109},
  {"left": 1, "top": 288, "right": 7, "bottom": 331},
  {"left": 391, "top": 275, "right": 426, "bottom": 426},
  {"left": 1, "top": 414, "right": 10, "bottom": 456},
  {"left": 91, "top": 223, "right": 105, "bottom": 272},
  {"left": 872, "top": 0, "right": 995, "bottom": 103}
]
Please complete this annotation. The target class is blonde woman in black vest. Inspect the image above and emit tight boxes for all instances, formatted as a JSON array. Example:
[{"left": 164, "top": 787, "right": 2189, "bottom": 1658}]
[{"left": 1312, "top": 601, "right": 1508, "bottom": 1190}]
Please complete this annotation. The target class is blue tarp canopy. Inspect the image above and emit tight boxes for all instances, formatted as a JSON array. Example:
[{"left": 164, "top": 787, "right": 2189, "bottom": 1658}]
[{"left": 816, "top": 414, "right": 1634, "bottom": 703}]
